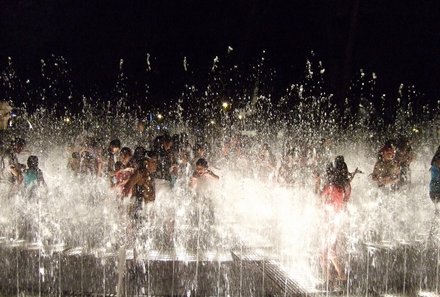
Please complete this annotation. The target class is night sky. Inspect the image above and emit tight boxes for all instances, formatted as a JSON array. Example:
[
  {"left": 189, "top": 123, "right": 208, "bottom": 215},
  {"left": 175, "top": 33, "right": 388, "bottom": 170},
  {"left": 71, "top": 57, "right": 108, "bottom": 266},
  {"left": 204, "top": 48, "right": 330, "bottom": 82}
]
[{"left": 0, "top": 0, "right": 439, "bottom": 108}]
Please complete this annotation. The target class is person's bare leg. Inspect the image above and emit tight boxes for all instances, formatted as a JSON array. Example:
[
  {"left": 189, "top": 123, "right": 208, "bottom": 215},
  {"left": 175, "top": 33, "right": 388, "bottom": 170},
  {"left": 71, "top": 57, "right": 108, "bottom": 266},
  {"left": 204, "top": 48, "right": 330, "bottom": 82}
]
[{"left": 329, "top": 246, "right": 346, "bottom": 281}]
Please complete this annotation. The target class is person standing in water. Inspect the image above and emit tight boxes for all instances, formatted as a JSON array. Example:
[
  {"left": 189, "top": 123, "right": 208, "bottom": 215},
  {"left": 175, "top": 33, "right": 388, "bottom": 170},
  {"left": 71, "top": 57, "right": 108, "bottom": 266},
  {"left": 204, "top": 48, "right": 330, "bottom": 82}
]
[
  {"left": 155, "top": 135, "right": 178, "bottom": 187},
  {"left": 23, "top": 155, "right": 46, "bottom": 196},
  {"left": 0, "top": 138, "right": 26, "bottom": 195},
  {"left": 189, "top": 158, "right": 219, "bottom": 189},
  {"left": 107, "top": 139, "right": 121, "bottom": 185},
  {"left": 322, "top": 155, "right": 362, "bottom": 205},
  {"left": 189, "top": 158, "right": 220, "bottom": 247},
  {"left": 112, "top": 147, "right": 134, "bottom": 193},
  {"left": 372, "top": 143, "right": 401, "bottom": 190},
  {"left": 320, "top": 155, "right": 361, "bottom": 287},
  {"left": 123, "top": 151, "right": 158, "bottom": 218},
  {"left": 121, "top": 151, "right": 158, "bottom": 248}
]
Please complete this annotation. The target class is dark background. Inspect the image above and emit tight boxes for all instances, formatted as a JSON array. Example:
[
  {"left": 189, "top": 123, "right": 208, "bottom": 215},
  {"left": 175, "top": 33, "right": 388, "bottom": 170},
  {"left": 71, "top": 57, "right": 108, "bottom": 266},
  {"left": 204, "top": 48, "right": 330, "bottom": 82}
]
[{"left": 0, "top": 0, "right": 439, "bottom": 109}]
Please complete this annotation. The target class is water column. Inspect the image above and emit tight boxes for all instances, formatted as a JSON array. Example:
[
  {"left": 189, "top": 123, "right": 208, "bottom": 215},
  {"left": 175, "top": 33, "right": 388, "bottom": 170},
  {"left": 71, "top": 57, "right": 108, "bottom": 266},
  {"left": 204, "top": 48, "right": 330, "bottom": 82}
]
[
  {"left": 345, "top": 234, "right": 358, "bottom": 297},
  {"left": 382, "top": 242, "right": 393, "bottom": 295},
  {"left": 261, "top": 256, "right": 265, "bottom": 296},
  {"left": 146, "top": 252, "right": 151, "bottom": 296},
  {"left": 171, "top": 252, "right": 175, "bottom": 296},
  {"left": 58, "top": 251, "right": 62, "bottom": 296},
  {"left": 401, "top": 241, "right": 409, "bottom": 296},
  {"left": 418, "top": 239, "right": 425, "bottom": 293},
  {"left": 436, "top": 242, "right": 439, "bottom": 294},
  {"left": 80, "top": 254, "right": 84, "bottom": 296},
  {"left": 116, "top": 247, "right": 125, "bottom": 297},
  {"left": 426, "top": 212, "right": 440, "bottom": 293},
  {"left": 216, "top": 257, "right": 221, "bottom": 297},
  {"left": 364, "top": 243, "right": 377, "bottom": 297},
  {"left": 102, "top": 257, "right": 106, "bottom": 297},
  {"left": 16, "top": 244, "right": 20, "bottom": 297},
  {"left": 239, "top": 243, "right": 243, "bottom": 297},
  {"left": 194, "top": 199, "right": 202, "bottom": 296}
]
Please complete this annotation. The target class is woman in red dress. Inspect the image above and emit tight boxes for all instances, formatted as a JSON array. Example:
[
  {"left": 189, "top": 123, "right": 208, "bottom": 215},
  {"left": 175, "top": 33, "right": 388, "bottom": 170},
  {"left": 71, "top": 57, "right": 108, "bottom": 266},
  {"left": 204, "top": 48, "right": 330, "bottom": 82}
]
[{"left": 320, "top": 156, "right": 361, "bottom": 286}]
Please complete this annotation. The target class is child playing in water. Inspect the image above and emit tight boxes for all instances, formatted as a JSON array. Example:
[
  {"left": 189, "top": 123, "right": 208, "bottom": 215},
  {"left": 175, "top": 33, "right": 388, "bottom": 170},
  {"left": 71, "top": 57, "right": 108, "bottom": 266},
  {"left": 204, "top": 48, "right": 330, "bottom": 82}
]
[
  {"left": 320, "top": 155, "right": 361, "bottom": 287},
  {"left": 189, "top": 158, "right": 219, "bottom": 189},
  {"left": 372, "top": 144, "right": 400, "bottom": 190},
  {"left": 24, "top": 155, "right": 46, "bottom": 190},
  {"left": 113, "top": 147, "right": 134, "bottom": 194}
]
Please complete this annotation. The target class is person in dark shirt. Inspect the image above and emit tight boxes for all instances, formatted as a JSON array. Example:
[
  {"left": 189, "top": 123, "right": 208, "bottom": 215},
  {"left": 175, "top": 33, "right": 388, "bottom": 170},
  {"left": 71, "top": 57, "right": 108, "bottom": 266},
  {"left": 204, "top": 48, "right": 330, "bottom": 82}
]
[
  {"left": 107, "top": 139, "right": 121, "bottom": 184},
  {"left": 156, "top": 135, "right": 177, "bottom": 186}
]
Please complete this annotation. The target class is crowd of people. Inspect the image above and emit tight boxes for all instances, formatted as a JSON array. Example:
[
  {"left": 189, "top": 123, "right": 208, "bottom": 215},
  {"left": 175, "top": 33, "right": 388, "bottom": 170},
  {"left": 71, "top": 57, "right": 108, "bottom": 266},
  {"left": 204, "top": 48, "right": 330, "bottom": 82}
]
[
  {"left": 2, "top": 120, "right": 439, "bottom": 288},
  {"left": 0, "top": 134, "right": 421, "bottom": 222}
]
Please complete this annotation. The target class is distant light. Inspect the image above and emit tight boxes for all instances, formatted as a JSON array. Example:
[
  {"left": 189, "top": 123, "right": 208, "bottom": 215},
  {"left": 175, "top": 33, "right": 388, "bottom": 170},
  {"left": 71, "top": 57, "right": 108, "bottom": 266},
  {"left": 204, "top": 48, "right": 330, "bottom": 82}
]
[
  {"left": 412, "top": 127, "right": 419, "bottom": 133},
  {"left": 157, "top": 114, "right": 163, "bottom": 120},
  {"left": 210, "top": 120, "right": 215, "bottom": 125},
  {"left": 238, "top": 114, "right": 243, "bottom": 120},
  {"left": 63, "top": 117, "right": 71, "bottom": 123},
  {"left": 222, "top": 102, "right": 231, "bottom": 112}
]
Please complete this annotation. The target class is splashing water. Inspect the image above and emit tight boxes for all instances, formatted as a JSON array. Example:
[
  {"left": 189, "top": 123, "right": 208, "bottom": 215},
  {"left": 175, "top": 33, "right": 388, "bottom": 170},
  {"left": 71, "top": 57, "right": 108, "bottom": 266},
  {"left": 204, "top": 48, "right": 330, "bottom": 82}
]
[{"left": 0, "top": 53, "right": 439, "bottom": 296}]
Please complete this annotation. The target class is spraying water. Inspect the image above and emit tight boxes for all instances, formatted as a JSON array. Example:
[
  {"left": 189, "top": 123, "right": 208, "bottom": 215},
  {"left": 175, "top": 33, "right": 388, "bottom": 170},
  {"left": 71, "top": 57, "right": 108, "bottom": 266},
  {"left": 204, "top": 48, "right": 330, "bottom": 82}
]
[{"left": 0, "top": 53, "right": 439, "bottom": 296}]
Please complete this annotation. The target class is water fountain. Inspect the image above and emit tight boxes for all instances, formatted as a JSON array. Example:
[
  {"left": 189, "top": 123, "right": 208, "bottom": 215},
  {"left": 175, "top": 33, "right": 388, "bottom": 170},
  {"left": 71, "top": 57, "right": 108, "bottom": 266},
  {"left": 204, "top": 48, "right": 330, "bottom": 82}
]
[{"left": 1, "top": 55, "right": 440, "bottom": 296}]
